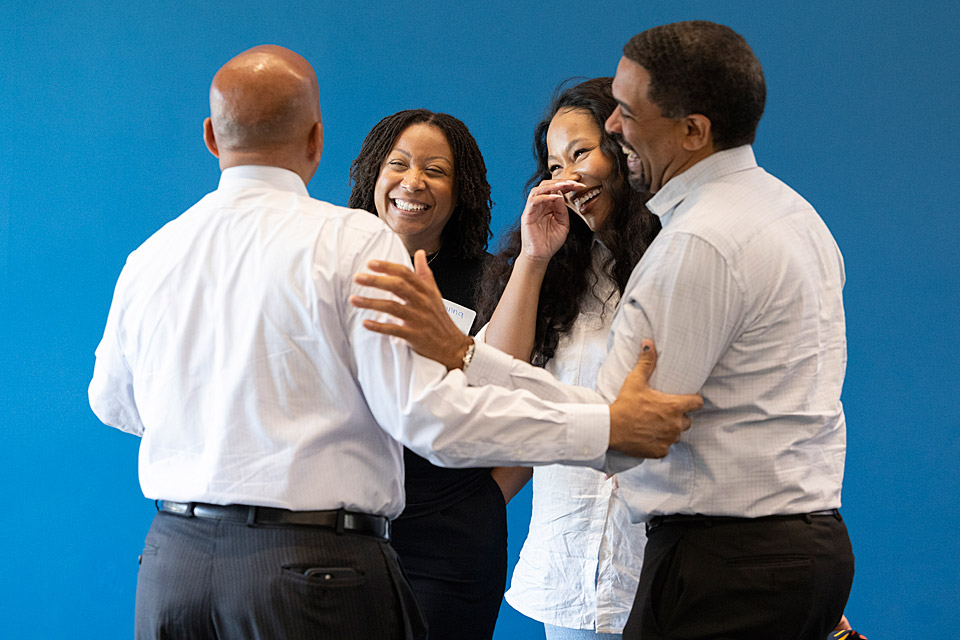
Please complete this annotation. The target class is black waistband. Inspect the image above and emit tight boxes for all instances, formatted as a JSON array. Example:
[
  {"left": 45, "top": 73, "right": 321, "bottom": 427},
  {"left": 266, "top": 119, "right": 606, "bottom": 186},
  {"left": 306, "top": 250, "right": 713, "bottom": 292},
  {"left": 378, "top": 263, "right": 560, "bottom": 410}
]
[
  {"left": 646, "top": 509, "right": 841, "bottom": 532},
  {"left": 157, "top": 501, "right": 390, "bottom": 541}
]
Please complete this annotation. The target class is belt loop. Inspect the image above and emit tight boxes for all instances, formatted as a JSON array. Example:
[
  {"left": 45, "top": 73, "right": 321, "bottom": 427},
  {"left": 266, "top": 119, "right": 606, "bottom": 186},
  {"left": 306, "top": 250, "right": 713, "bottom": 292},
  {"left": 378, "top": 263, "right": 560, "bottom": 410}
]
[
  {"left": 335, "top": 508, "right": 346, "bottom": 534},
  {"left": 246, "top": 506, "right": 257, "bottom": 526},
  {"left": 802, "top": 513, "right": 812, "bottom": 524},
  {"left": 833, "top": 509, "right": 842, "bottom": 521},
  {"left": 154, "top": 499, "right": 160, "bottom": 513},
  {"left": 185, "top": 502, "right": 196, "bottom": 517}
]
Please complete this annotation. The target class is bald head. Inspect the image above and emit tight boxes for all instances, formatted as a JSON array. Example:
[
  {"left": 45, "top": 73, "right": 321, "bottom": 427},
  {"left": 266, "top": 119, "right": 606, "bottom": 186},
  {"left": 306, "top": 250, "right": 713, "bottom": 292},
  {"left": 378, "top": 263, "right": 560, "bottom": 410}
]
[{"left": 204, "top": 45, "right": 323, "bottom": 181}]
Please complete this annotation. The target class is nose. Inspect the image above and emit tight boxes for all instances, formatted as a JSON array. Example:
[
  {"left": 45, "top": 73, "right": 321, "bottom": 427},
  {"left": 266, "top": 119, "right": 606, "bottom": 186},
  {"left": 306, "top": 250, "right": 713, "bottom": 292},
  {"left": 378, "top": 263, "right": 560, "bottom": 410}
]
[
  {"left": 605, "top": 107, "right": 622, "bottom": 135},
  {"left": 560, "top": 165, "right": 581, "bottom": 182},
  {"left": 401, "top": 170, "right": 425, "bottom": 192}
]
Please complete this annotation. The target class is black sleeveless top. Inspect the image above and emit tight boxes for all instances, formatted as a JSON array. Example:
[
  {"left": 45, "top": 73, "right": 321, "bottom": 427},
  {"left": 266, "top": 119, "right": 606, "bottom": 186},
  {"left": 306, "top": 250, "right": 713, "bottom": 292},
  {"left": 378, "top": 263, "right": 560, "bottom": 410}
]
[{"left": 398, "top": 248, "right": 490, "bottom": 518}]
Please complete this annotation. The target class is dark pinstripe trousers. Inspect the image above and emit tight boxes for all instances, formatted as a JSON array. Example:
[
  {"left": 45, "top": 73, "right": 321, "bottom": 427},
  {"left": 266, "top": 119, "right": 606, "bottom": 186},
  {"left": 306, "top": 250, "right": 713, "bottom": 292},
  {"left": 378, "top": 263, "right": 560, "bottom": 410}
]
[{"left": 135, "top": 511, "right": 426, "bottom": 639}]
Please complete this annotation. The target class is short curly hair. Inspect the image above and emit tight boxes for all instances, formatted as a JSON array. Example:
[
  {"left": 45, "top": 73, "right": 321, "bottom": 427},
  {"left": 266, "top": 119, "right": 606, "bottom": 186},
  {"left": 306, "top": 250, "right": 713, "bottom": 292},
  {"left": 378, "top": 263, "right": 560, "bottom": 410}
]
[
  {"left": 348, "top": 109, "right": 492, "bottom": 259},
  {"left": 624, "top": 20, "right": 766, "bottom": 149}
]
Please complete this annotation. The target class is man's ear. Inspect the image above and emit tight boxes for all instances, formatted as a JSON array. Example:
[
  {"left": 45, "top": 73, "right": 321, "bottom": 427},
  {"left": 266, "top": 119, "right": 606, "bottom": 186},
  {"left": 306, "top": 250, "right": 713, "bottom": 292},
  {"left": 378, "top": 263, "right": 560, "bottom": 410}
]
[
  {"left": 681, "top": 113, "right": 713, "bottom": 152},
  {"left": 203, "top": 117, "right": 220, "bottom": 158},
  {"left": 307, "top": 122, "right": 324, "bottom": 163}
]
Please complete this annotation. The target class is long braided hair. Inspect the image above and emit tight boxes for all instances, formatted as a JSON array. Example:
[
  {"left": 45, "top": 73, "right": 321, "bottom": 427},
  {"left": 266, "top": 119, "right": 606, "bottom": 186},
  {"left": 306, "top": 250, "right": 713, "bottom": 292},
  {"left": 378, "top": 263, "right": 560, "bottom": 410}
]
[{"left": 348, "top": 109, "right": 492, "bottom": 259}]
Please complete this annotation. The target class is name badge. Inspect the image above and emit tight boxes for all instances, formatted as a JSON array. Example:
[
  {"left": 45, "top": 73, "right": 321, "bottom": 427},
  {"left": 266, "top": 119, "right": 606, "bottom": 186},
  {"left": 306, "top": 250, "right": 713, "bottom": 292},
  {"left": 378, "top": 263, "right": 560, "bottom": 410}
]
[{"left": 443, "top": 298, "right": 477, "bottom": 334}]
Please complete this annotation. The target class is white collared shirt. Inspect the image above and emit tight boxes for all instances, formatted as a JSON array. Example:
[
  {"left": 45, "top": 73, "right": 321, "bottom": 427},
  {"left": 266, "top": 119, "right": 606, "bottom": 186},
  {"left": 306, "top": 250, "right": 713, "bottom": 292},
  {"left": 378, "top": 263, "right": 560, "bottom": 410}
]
[
  {"left": 500, "top": 244, "right": 647, "bottom": 633},
  {"left": 468, "top": 146, "right": 847, "bottom": 521},
  {"left": 88, "top": 165, "right": 610, "bottom": 518}
]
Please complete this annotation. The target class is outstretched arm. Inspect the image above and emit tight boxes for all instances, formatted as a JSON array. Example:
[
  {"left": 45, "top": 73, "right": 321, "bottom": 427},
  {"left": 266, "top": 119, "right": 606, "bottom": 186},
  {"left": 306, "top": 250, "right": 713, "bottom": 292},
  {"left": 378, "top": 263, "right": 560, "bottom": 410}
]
[{"left": 351, "top": 252, "right": 702, "bottom": 462}]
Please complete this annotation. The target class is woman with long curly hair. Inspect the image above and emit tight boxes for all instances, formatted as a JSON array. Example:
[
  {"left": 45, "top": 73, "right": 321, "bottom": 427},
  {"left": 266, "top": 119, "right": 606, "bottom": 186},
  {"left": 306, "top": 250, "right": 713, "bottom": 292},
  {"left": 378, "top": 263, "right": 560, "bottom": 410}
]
[
  {"left": 475, "top": 78, "right": 660, "bottom": 640},
  {"left": 348, "top": 109, "right": 508, "bottom": 639}
]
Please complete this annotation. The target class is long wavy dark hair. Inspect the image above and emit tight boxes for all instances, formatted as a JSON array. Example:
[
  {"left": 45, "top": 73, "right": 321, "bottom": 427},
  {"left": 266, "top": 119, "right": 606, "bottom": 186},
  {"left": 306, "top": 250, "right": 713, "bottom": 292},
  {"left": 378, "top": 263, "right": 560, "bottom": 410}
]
[
  {"left": 348, "top": 109, "right": 492, "bottom": 259},
  {"left": 477, "top": 78, "right": 660, "bottom": 367}
]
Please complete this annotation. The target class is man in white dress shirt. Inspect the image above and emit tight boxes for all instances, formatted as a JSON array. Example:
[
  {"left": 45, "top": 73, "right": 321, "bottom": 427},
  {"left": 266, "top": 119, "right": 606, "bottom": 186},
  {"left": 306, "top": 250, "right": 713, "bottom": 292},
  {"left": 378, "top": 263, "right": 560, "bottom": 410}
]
[
  {"left": 88, "top": 45, "right": 701, "bottom": 639},
  {"left": 353, "top": 21, "right": 854, "bottom": 640}
]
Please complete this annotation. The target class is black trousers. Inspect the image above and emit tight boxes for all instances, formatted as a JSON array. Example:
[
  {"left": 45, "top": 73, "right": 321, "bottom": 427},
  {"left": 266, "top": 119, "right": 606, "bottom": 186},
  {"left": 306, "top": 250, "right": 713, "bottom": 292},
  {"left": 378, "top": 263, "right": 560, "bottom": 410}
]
[
  {"left": 623, "top": 512, "right": 854, "bottom": 640},
  {"left": 135, "top": 511, "right": 426, "bottom": 639},
  {"left": 390, "top": 475, "right": 508, "bottom": 640}
]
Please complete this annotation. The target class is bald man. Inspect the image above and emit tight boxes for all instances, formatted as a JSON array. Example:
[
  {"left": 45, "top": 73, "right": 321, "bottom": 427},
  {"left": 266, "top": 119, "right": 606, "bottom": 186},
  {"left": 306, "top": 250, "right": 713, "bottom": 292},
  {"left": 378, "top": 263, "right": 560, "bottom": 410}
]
[{"left": 89, "top": 45, "right": 699, "bottom": 639}]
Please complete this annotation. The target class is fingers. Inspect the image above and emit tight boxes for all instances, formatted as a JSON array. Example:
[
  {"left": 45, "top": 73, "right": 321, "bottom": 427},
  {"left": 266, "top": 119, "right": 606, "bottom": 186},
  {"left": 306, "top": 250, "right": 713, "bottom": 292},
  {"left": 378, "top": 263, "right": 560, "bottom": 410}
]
[
  {"left": 632, "top": 339, "right": 658, "bottom": 384},
  {"left": 362, "top": 259, "right": 413, "bottom": 276},
  {"left": 360, "top": 318, "right": 407, "bottom": 338},
  {"left": 354, "top": 272, "right": 420, "bottom": 302},
  {"left": 532, "top": 179, "right": 585, "bottom": 196},
  {"left": 349, "top": 295, "right": 409, "bottom": 318},
  {"left": 529, "top": 193, "right": 566, "bottom": 207},
  {"left": 412, "top": 249, "right": 438, "bottom": 286},
  {"left": 679, "top": 393, "right": 704, "bottom": 413}
]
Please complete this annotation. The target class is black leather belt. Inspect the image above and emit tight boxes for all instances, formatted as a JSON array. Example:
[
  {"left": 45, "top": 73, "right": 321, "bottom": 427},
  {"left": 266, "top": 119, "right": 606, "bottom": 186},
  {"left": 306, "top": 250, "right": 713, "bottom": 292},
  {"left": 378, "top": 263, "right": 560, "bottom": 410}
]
[
  {"left": 157, "top": 501, "right": 390, "bottom": 541},
  {"left": 646, "top": 509, "right": 841, "bottom": 532}
]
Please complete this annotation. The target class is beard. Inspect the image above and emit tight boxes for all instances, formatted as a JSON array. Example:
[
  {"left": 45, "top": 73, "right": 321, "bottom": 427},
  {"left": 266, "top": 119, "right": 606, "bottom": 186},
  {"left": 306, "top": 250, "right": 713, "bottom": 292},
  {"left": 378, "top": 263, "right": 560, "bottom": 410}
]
[
  {"left": 628, "top": 171, "right": 651, "bottom": 195},
  {"left": 613, "top": 133, "right": 653, "bottom": 196}
]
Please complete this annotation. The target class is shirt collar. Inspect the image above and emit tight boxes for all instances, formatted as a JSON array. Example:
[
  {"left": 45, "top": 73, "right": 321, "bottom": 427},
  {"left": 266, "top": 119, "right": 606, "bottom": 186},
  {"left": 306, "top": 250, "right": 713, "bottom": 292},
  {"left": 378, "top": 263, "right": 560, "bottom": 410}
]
[
  {"left": 218, "top": 165, "right": 310, "bottom": 197},
  {"left": 646, "top": 145, "right": 758, "bottom": 226}
]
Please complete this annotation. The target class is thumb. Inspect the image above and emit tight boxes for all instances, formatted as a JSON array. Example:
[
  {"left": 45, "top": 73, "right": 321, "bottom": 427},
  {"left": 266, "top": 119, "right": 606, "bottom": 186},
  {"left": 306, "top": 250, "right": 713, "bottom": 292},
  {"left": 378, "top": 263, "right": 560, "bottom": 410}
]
[
  {"left": 413, "top": 249, "right": 437, "bottom": 285},
  {"left": 633, "top": 339, "right": 658, "bottom": 385}
]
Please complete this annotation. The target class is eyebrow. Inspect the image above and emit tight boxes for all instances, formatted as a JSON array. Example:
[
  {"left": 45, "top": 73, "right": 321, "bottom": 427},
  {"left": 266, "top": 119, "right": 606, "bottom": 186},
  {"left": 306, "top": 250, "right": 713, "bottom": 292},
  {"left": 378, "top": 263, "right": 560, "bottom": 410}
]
[
  {"left": 389, "top": 148, "right": 453, "bottom": 164},
  {"left": 547, "top": 137, "right": 591, "bottom": 162}
]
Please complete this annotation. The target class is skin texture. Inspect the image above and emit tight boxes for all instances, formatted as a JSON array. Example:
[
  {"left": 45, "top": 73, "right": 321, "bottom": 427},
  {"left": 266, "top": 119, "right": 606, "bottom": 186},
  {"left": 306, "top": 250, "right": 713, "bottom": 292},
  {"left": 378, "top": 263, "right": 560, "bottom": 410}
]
[
  {"left": 350, "top": 251, "right": 702, "bottom": 460},
  {"left": 482, "top": 108, "right": 622, "bottom": 359},
  {"left": 607, "top": 48, "right": 860, "bottom": 632},
  {"left": 604, "top": 56, "right": 713, "bottom": 194},
  {"left": 202, "top": 45, "right": 324, "bottom": 184},
  {"left": 373, "top": 124, "right": 457, "bottom": 255},
  {"left": 547, "top": 107, "right": 617, "bottom": 232},
  {"left": 483, "top": 107, "right": 624, "bottom": 502}
]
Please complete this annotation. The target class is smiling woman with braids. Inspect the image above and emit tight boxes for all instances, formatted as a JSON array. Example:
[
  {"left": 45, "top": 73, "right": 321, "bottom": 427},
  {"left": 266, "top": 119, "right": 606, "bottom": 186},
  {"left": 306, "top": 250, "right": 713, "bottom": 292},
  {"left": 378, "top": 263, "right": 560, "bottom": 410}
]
[
  {"left": 348, "top": 109, "right": 508, "bottom": 639},
  {"left": 475, "top": 78, "right": 660, "bottom": 640}
]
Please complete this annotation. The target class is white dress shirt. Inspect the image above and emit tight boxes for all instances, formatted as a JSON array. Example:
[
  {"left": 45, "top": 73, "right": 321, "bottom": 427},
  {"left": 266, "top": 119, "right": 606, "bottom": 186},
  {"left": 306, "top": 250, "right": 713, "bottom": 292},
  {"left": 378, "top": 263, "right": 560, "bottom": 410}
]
[
  {"left": 500, "top": 244, "right": 647, "bottom": 633},
  {"left": 88, "top": 165, "right": 610, "bottom": 519},
  {"left": 467, "top": 145, "right": 847, "bottom": 521}
]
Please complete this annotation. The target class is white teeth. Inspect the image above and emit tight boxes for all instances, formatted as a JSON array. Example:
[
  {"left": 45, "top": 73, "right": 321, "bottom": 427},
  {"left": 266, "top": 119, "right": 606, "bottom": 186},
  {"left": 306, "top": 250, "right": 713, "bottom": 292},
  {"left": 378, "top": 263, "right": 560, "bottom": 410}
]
[
  {"left": 621, "top": 145, "right": 638, "bottom": 159},
  {"left": 393, "top": 199, "right": 428, "bottom": 212},
  {"left": 573, "top": 187, "right": 601, "bottom": 210}
]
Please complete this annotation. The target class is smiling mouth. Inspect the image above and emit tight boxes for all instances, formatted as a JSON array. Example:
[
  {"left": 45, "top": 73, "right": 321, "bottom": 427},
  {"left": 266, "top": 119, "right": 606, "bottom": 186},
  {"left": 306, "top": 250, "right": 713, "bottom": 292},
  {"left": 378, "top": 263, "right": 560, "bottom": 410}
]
[
  {"left": 570, "top": 186, "right": 601, "bottom": 213},
  {"left": 621, "top": 144, "right": 639, "bottom": 162},
  {"left": 392, "top": 198, "right": 430, "bottom": 212}
]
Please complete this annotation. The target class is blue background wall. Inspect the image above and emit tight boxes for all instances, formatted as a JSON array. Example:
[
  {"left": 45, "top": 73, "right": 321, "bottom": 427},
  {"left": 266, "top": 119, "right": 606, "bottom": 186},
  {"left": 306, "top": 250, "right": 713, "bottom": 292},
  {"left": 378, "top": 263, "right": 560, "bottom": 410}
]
[{"left": 2, "top": 1, "right": 957, "bottom": 637}]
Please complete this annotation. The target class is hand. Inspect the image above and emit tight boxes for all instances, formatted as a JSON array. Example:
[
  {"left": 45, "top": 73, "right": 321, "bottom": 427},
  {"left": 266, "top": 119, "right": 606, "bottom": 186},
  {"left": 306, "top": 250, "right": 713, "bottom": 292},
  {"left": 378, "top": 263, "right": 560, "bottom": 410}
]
[
  {"left": 833, "top": 615, "right": 852, "bottom": 632},
  {"left": 351, "top": 250, "right": 472, "bottom": 370},
  {"left": 519, "top": 180, "right": 581, "bottom": 263},
  {"left": 608, "top": 339, "right": 703, "bottom": 458},
  {"left": 831, "top": 615, "right": 867, "bottom": 639}
]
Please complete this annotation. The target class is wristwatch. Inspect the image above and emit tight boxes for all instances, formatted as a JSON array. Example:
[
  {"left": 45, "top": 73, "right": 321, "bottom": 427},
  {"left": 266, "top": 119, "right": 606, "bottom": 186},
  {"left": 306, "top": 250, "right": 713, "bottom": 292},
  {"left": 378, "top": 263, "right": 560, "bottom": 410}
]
[{"left": 461, "top": 339, "right": 476, "bottom": 372}]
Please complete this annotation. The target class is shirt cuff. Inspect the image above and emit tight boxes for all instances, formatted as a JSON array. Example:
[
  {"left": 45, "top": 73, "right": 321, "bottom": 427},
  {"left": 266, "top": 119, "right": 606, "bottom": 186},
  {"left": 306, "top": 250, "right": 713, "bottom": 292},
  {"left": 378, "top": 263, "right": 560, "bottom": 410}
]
[{"left": 562, "top": 402, "right": 611, "bottom": 465}]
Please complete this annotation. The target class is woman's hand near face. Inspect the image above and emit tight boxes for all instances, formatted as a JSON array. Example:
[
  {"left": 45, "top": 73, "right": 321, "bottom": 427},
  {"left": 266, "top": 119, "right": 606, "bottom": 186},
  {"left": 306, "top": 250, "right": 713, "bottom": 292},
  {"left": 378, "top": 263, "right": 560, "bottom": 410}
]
[
  {"left": 483, "top": 179, "right": 581, "bottom": 364},
  {"left": 519, "top": 179, "right": 582, "bottom": 263}
]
